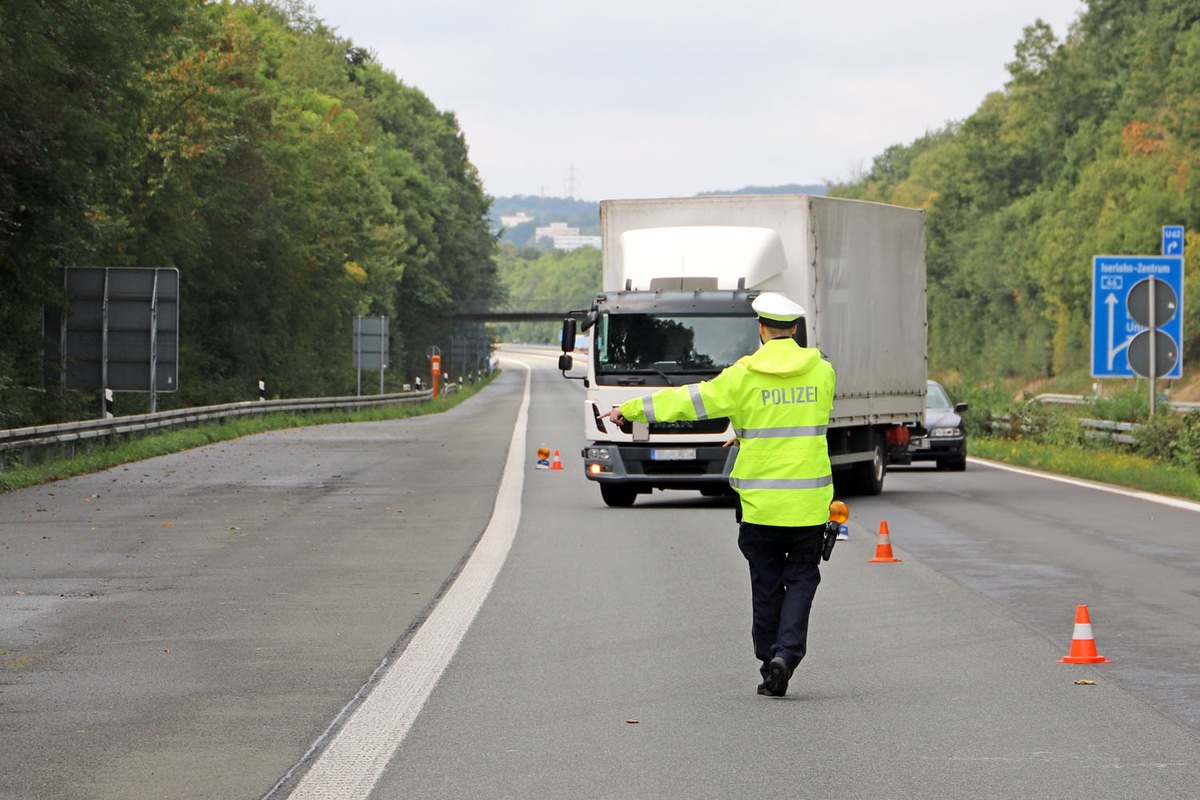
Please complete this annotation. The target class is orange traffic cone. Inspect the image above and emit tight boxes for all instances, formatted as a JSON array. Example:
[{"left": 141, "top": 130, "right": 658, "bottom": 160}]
[
  {"left": 1058, "top": 605, "right": 1111, "bottom": 664},
  {"left": 550, "top": 450, "right": 564, "bottom": 470},
  {"left": 868, "top": 520, "right": 901, "bottom": 563}
]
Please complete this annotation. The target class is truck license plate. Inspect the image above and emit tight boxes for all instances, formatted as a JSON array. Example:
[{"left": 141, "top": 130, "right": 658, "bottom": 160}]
[{"left": 651, "top": 448, "right": 696, "bottom": 461}]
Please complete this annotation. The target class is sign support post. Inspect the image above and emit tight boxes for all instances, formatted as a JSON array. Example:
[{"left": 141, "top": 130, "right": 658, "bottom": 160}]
[{"left": 1148, "top": 278, "right": 1157, "bottom": 415}]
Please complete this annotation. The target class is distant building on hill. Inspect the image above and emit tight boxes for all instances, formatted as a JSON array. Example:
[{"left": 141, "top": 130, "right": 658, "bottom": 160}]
[
  {"left": 500, "top": 211, "right": 535, "bottom": 228},
  {"left": 535, "top": 222, "right": 602, "bottom": 251},
  {"left": 551, "top": 234, "right": 602, "bottom": 252},
  {"left": 535, "top": 221, "right": 577, "bottom": 241}
]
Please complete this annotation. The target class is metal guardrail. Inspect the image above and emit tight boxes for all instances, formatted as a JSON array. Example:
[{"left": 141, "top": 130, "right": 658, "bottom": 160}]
[
  {"left": 0, "top": 385, "right": 458, "bottom": 470},
  {"left": 1077, "top": 418, "right": 1140, "bottom": 445},
  {"left": 1032, "top": 393, "right": 1200, "bottom": 412},
  {"left": 989, "top": 413, "right": 1140, "bottom": 445},
  {"left": 1018, "top": 393, "right": 1200, "bottom": 446},
  {"left": 991, "top": 392, "right": 1200, "bottom": 444}
]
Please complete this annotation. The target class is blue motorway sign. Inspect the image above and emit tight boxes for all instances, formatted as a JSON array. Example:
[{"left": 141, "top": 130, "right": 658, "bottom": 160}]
[
  {"left": 1163, "top": 225, "right": 1185, "bottom": 255},
  {"left": 1092, "top": 255, "right": 1184, "bottom": 379}
]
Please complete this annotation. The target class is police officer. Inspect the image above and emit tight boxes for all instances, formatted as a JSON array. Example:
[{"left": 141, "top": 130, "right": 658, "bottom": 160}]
[{"left": 607, "top": 292, "right": 835, "bottom": 697}]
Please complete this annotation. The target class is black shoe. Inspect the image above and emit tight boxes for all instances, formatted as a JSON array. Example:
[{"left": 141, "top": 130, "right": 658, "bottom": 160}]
[
  {"left": 756, "top": 682, "right": 769, "bottom": 695},
  {"left": 763, "top": 657, "right": 789, "bottom": 697}
]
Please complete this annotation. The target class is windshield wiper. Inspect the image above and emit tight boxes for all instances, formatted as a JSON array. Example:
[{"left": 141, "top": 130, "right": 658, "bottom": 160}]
[
  {"left": 626, "top": 367, "right": 675, "bottom": 381},
  {"left": 600, "top": 367, "right": 675, "bottom": 384}
]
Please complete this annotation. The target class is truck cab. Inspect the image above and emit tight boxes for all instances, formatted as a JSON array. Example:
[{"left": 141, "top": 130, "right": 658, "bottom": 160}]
[{"left": 560, "top": 287, "right": 762, "bottom": 506}]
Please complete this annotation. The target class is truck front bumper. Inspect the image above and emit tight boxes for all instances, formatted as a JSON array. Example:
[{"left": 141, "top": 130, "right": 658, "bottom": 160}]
[{"left": 581, "top": 443, "right": 737, "bottom": 492}]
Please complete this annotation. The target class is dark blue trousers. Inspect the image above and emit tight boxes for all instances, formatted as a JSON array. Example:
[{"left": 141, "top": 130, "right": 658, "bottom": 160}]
[{"left": 737, "top": 521, "right": 824, "bottom": 680}]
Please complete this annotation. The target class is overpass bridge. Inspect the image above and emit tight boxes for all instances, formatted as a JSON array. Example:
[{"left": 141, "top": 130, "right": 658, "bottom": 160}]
[{"left": 449, "top": 311, "right": 571, "bottom": 323}]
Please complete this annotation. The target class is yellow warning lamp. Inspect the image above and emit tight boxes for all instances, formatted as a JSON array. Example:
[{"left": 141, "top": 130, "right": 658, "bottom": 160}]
[
  {"left": 537, "top": 444, "right": 551, "bottom": 461},
  {"left": 828, "top": 500, "right": 849, "bottom": 525}
]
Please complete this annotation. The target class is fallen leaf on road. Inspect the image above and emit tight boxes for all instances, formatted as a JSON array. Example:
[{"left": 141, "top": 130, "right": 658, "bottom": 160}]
[{"left": 1074, "top": 679, "right": 1097, "bottom": 685}]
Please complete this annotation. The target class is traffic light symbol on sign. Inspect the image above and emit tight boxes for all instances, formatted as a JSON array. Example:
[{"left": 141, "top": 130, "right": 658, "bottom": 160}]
[{"left": 1126, "top": 277, "right": 1179, "bottom": 378}]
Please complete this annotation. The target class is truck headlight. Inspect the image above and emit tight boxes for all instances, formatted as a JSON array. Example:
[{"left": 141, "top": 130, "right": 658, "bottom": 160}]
[{"left": 586, "top": 447, "right": 612, "bottom": 460}]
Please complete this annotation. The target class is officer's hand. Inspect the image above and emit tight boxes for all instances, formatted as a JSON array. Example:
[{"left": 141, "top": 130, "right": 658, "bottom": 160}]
[{"left": 606, "top": 406, "right": 625, "bottom": 425}]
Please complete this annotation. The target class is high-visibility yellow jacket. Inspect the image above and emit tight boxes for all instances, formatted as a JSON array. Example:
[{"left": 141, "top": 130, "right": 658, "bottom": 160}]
[{"left": 619, "top": 337, "right": 835, "bottom": 526}]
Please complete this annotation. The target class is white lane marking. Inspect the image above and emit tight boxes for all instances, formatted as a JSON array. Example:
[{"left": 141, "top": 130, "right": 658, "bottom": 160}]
[
  {"left": 284, "top": 360, "right": 531, "bottom": 799},
  {"left": 972, "top": 457, "right": 1200, "bottom": 514}
]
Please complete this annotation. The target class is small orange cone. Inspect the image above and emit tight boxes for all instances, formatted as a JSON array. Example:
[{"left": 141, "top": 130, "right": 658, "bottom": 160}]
[
  {"left": 550, "top": 450, "right": 564, "bottom": 470},
  {"left": 1058, "top": 605, "right": 1111, "bottom": 664},
  {"left": 868, "top": 520, "right": 901, "bottom": 563}
]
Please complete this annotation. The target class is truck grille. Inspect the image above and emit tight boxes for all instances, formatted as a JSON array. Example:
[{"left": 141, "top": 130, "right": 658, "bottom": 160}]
[{"left": 648, "top": 417, "right": 730, "bottom": 435}]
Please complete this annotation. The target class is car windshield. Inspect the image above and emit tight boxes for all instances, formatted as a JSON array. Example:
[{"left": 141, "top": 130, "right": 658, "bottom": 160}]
[
  {"left": 595, "top": 313, "right": 759, "bottom": 375},
  {"left": 926, "top": 382, "right": 953, "bottom": 410}
]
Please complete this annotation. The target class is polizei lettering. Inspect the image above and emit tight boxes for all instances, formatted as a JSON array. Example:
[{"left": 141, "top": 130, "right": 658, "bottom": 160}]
[{"left": 761, "top": 386, "right": 818, "bottom": 406}]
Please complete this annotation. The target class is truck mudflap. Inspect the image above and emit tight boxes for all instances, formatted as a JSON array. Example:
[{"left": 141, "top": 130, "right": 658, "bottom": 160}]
[{"left": 581, "top": 443, "right": 738, "bottom": 492}]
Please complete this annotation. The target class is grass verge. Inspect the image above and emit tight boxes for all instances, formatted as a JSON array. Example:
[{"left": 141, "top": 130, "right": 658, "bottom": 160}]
[
  {"left": 970, "top": 436, "right": 1200, "bottom": 502},
  {"left": 0, "top": 373, "right": 498, "bottom": 493}
]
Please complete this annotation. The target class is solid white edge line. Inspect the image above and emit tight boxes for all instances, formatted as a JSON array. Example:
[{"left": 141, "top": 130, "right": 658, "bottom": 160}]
[
  {"left": 970, "top": 456, "right": 1200, "bottom": 514},
  {"left": 285, "top": 360, "right": 531, "bottom": 799}
]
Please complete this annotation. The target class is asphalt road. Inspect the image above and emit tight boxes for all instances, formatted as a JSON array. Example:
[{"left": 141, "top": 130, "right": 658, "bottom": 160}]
[
  {"left": 0, "top": 370, "right": 523, "bottom": 800},
  {"left": 2, "top": 351, "right": 1199, "bottom": 799}
]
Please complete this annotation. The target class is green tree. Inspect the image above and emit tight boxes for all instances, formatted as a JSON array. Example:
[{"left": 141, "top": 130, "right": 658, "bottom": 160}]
[{"left": 0, "top": 0, "right": 190, "bottom": 421}]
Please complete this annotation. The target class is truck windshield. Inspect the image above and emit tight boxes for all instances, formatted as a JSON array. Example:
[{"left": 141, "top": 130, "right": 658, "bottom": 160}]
[{"left": 595, "top": 313, "right": 759, "bottom": 377}]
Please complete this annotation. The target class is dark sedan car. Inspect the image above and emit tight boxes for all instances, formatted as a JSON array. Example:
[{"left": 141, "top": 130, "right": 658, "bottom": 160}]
[{"left": 911, "top": 380, "right": 968, "bottom": 470}]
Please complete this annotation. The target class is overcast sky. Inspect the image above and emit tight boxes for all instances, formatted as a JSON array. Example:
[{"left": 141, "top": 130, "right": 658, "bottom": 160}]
[{"left": 311, "top": 1, "right": 1086, "bottom": 201}]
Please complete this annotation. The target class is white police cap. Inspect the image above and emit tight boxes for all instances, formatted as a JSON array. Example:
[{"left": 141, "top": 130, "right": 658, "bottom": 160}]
[{"left": 752, "top": 292, "right": 805, "bottom": 326}]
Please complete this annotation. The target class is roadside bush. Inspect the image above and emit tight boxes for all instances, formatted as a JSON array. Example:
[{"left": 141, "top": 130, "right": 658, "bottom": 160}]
[
  {"left": 1135, "top": 412, "right": 1181, "bottom": 461},
  {"left": 940, "top": 381, "right": 1013, "bottom": 438},
  {"left": 1022, "top": 402, "right": 1094, "bottom": 448},
  {"left": 1086, "top": 390, "right": 1149, "bottom": 422},
  {"left": 1136, "top": 410, "right": 1200, "bottom": 474}
]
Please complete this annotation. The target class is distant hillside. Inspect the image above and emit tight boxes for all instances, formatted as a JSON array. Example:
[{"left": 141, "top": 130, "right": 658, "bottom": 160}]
[
  {"left": 490, "top": 195, "right": 600, "bottom": 246},
  {"left": 490, "top": 184, "right": 829, "bottom": 245}
]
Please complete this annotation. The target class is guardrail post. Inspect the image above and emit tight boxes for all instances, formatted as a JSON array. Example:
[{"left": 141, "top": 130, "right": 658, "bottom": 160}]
[
  {"left": 104, "top": 388, "right": 114, "bottom": 420},
  {"left": 258, "top": 380, "right": 266, "bottom": 402}
]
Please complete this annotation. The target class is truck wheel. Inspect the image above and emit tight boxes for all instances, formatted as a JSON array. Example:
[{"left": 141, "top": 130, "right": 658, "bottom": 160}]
[
  {"left": 853, "top": 440, "right": 886, "bottom": 495},
  {"left": 600, "top": 484, "right": 637, "bottom": 507}
]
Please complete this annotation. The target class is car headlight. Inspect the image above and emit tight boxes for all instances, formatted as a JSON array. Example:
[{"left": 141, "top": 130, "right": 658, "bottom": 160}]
[{"left": 930, "top": 427, "right": 962, "bottom": 438}]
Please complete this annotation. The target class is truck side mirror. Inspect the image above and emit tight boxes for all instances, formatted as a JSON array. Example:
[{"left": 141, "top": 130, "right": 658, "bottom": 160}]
[
  {"left": 561, "top": 318, "right": 576, "bottom": 353},
  {"left": 558, "top": 353, "right": 574, "bottom": 371}
]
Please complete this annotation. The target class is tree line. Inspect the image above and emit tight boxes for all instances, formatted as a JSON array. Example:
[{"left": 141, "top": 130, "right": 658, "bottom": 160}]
[
  {"left": 0, "top": 0, "right": 502, "bottom": 427},
  {"left": 833, "top": 0, "right": 1200, "bottom": 390}
]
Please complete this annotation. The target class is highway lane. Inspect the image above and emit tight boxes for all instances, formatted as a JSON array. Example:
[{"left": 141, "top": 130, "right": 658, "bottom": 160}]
[
  {"left": 0, "top": 369, "right": 527, "bottom": 800},
  {"left": 360, "top": 354, "right": 1200, "bottom": 799},
  {"left": 2, "top": 350, "right": 1199, "bottom": 799},
  {"left": 878, "top": 458, "right": 1200, "bottom": 732}
]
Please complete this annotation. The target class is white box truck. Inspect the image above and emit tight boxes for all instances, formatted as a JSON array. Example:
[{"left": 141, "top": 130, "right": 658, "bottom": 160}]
[{"left": 558, "top": 194, "right": 927, "bottom": 506}]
